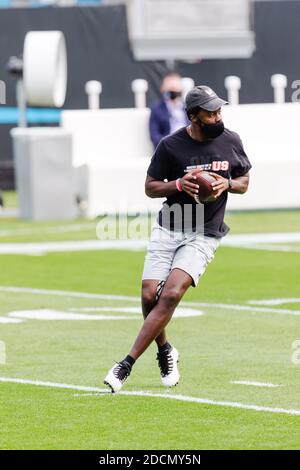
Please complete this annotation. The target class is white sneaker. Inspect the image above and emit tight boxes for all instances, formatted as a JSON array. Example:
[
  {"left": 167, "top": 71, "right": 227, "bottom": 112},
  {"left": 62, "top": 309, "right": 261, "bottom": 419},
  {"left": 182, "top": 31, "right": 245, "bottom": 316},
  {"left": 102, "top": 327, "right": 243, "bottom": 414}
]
[
  {"left": 104, "top": 360, "right": 132, "bottom": 393},
  {"left": 156, "top": 346, "right": 180, "bottom": 387}
]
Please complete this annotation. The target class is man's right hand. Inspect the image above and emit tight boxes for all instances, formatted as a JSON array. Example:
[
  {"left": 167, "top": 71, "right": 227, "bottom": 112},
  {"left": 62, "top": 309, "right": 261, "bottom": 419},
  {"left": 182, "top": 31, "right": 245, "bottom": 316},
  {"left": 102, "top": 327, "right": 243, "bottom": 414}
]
[{"left": 180, "top": 171, "right": 200, "bottom": 198}]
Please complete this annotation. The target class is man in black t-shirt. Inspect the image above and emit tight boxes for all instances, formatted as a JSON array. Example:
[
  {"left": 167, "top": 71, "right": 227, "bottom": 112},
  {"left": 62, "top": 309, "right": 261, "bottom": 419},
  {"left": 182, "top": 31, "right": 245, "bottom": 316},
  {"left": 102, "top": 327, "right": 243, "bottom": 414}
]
[{"left": 104, "top": 85, "right": 251, "bottom": 393}]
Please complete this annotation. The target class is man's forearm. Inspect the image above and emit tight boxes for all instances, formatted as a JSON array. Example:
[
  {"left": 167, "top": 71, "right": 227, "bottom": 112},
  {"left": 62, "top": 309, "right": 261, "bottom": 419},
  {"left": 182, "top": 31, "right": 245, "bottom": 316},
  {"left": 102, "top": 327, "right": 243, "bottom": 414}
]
[
  {"left": 145, "top": 179, "right": 178, "bottom": 198},
  {"left": 146, "top": 174, "right": 249, "bottom": 198},
  {"left": 228, "top": 175, "right": 249, "bottom": 194}
]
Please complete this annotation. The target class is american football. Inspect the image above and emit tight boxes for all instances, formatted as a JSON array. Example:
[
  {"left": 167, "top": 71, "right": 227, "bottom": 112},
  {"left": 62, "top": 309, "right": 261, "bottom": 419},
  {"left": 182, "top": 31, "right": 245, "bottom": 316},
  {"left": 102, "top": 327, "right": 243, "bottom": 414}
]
[{"left": 194, "top": 170, "right": 218, "bottom": 203}]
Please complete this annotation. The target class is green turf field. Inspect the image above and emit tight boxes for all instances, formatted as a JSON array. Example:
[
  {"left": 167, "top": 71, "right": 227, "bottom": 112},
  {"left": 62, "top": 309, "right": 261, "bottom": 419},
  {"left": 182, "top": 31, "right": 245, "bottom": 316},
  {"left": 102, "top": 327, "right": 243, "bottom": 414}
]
[{"left": 0, "top": 208, "right": 300, "bottom": 449}]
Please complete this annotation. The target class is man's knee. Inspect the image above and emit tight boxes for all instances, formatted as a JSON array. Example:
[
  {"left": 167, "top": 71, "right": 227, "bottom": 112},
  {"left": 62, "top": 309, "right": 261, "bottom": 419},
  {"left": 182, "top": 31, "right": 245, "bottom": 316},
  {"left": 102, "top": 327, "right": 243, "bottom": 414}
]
[
  {"left": 141, "top": 281, "right": 158, "bottom": 307},
  {"left": 159, "top": 274, "right": 191, "bottom": 308},
  {"left": 159, "top": 286, "right": 183, "bottom": 308}
]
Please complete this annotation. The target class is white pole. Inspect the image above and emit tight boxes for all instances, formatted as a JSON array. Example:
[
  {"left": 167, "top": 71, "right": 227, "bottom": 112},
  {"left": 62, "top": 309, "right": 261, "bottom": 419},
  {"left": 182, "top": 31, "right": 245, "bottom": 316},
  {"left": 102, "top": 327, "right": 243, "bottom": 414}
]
[
  {"left": 224, "top": 75, "right": 241, "bottom": 105},
  {"left": 131, "top": 79, "right": 148, "bottom": 108},
  {"left": 85, "top": 81, "right": 102, "bottom": 110},
  {"left": 271, "top": 74, "right": 287, "bottom": 104}
]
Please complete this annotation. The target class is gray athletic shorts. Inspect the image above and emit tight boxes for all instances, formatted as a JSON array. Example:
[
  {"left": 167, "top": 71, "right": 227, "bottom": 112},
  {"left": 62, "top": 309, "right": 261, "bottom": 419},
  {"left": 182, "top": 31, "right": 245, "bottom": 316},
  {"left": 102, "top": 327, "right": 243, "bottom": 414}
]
[{"left": 142, "top": 222, "right": 221, "bottom": 287}]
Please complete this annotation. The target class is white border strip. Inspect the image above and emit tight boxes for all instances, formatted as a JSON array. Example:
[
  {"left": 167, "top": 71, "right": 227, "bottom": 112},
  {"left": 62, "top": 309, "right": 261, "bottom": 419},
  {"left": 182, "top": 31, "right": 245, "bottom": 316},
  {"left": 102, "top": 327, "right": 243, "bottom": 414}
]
[
  {"left": 231, "top": 380, "right": 282, "bottom": 388},
  {"left": 0, "top": 376, "right": 299, "bottom": 416}
]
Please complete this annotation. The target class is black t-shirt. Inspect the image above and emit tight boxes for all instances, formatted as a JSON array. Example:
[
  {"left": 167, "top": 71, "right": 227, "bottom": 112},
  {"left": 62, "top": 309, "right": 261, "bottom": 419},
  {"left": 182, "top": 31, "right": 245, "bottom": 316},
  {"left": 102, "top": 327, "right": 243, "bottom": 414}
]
[{"left": 147, "top": 127, "right": 252, "bottom": 237}]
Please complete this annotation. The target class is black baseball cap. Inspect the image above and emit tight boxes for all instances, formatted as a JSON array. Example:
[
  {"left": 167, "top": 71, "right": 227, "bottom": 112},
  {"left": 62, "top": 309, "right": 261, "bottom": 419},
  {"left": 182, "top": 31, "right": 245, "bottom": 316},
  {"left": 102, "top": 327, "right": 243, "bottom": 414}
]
[{"left": 185, "top": 85, "right": 228, "bottom": 112}]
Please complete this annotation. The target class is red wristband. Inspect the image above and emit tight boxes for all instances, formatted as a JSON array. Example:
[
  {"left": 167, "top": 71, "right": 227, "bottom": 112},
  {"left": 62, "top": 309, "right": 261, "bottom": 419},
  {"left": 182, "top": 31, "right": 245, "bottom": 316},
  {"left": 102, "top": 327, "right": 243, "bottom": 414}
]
[{"left": 176, "top": 178, "right": 183, "bottom": 192}]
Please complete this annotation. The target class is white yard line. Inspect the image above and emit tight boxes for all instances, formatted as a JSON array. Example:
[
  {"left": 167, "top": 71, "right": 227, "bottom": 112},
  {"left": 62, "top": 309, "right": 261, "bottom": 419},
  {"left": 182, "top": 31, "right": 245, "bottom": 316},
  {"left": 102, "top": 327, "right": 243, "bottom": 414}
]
[
  {"left": 0, "top": 239, "right": 149, "bottom": 254},
  {"left": 0, "top": 223, "right": 97, "bottom": 238},
  {"left": 0, "top": 286, "right": 140, "bottom": 302},
  {"left": 231, "top": 380, "right": 283, "bottom": 388},
  {"left": 0, "top": 376, "right": 298, "bottom": 417},
  {"left": 0, "top": 317, "right": 24, "bottom": 323},
  {"left": 233, "top": 244, "right": 300, "bottom": 252},
  {"left": 8, "top": 310, "right": 142, "bottom": 321},
  {"left": 1, "top": 232, "right": 300, "bottom": 254},
  {"left": 0, "top": 377, "right": 104, "bottom": 392},
  {"left": 181, "top": 301, "right": 300, "bottom": 316},
  {"left": 1, "top": 286, "right": 300, "bottom": 317},
  {"left": 248, "top": 298, "right": 300, "bottom": 306},
  {"left": 223, "top": 232, "right": 300, "bottom": 245},
  {"left": 7, "top": 307, "right": 202, "bottom": 321},
  {"left": 0, "top": 209, "right": 18, "bottom": 218}
]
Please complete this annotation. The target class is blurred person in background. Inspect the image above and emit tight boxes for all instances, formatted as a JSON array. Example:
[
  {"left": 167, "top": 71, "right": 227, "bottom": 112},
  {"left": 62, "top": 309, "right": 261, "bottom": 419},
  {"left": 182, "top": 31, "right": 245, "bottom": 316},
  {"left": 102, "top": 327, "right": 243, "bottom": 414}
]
[{"left": 149, "top": 72, "right": 189, "bottom": 148}]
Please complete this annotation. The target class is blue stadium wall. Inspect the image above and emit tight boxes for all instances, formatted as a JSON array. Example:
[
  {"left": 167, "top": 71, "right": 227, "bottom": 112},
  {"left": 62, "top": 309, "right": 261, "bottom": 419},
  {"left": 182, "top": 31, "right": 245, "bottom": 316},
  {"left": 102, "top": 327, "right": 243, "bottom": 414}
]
[{"left": 0, "top": 1, "right": 299, "bottom": 188}]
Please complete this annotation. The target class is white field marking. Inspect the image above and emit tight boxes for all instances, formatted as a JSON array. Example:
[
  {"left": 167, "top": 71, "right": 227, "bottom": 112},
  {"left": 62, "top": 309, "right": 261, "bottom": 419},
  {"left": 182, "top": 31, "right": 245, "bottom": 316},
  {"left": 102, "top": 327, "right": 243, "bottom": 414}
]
[
  {"left": 7, "top": 307, "right": 203, "bottom": 321},
  {"left": 1, "top": 286, "right": 300, "bottom": 318},
  {"left": 231, "top": 380, "right": 283, "bottom": 388},
  {"left": 0, "top": 376, "right": 299, "bottom": 417},
  {"left": 0, "top": 286, "right": 140, "bottom": 302},
  {"left": 237, "top": 244, "right": 300, "bottom": 252},
  {"left": 223, "top": 232, "right": 300, "bottom": 245},
  {"left": 0, "top": 239, "right": 149, "bottom": 255},
  {"left": 221, "top": 233, "right": 300, "bottom": 252},
  {"left": 8, "top": 310, "right": 141, "bottom": 321},
  {"left": 1, "top": 232, "right": 300, "bottom": 255},
  {"left": 0, "top": 377, "right": 107, "bottom": 393},
  {"left": 180, "top": 301, "right": 300, "bottom": 317},
  {"left": 248, "top": 298, "right": 300, "bottom": 306},
  {"left": 70, "top": 307, "right": 143, "bottom": 312},
  {"left": 0, "top": 317, "right": 24, "bottom": 323},
  {"left": 0, "top": 223, "right": 97, "bottom": 237},
  {"left": 0, "top": 209, "right": 18, "bottom": 218},
  {"left": 68, "top": 307, "right": 204, "bottom": 318}
]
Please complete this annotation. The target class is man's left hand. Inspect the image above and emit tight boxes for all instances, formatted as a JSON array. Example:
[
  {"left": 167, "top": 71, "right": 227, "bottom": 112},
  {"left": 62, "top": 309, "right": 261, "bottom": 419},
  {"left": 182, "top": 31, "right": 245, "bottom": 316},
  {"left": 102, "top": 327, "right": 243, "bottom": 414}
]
[{"left": 209, "top": 172, "right": 229, "bottom": 199}]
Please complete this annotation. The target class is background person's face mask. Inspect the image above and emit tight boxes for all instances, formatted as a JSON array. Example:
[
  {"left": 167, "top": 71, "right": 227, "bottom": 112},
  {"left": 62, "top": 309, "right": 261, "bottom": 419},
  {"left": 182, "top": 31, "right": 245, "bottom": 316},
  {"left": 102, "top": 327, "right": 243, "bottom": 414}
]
[{"left": 164, "top": 91, "right": 182, "bottom": 100}]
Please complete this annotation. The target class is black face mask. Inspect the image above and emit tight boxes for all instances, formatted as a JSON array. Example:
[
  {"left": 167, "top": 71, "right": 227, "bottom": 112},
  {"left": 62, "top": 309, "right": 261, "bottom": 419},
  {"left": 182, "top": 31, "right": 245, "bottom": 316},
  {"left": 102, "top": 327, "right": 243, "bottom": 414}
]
[
  {"left": 164, "top": 91, "right": 182, "bottom": 100},
  {"left": 197, "top": 118, "right": 224, "bottom": 139}
]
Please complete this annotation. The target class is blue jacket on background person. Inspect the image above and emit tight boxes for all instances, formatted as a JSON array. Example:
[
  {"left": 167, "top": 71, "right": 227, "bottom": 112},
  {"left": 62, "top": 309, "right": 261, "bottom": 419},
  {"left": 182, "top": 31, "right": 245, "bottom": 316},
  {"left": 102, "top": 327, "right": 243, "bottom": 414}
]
[
  {"left": 149, "top": 100, "right": 171, "bottom": 149},
  {"left": 149, "top": 72, "right": 189, "bottom": 149}
]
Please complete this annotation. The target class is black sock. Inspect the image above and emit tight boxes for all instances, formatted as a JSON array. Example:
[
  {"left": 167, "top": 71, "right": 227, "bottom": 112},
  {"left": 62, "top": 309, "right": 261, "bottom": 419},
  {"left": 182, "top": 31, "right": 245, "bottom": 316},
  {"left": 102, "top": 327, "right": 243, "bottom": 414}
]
[
  {"left": 123, "top": 355, "right": 135, "bottom": 368},
  {"left": 158, "top": 342, "right": 172, "bottom": 353}
]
